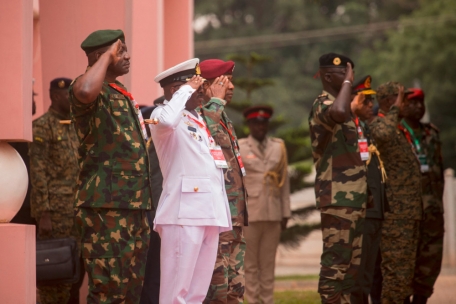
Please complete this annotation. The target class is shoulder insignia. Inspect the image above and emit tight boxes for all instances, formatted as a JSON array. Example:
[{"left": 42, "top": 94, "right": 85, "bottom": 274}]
[
  {"left": 429, "top": 123, "right": 440, "bottom": 132},
  {"left": 271, "top": 137, "right": 284, "bottom": 143},
  {"left": 318, "top": 93, "right": 328, "bottom": 99},
  {"left": 109, "top": 94, "right": 125, "bottom": 99},
  {"left": 34, "top": 136, "right": 44, "bottom": 143}
]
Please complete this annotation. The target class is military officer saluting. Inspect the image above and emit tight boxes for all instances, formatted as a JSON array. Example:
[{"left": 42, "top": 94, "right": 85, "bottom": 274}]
[
  {"left": 149, "top": 58, "right": 232, "bottom": 303},
  {"left": 368, "top": 82, "right": 422, "bottom": 303},
  {"left": 401, "top": 88, "right": 444, "bottom": 304},
  {"left": 69, "top": 29, "right": 152, "bottom": 303},
  {"left": 350, "top": 75, "right": 390, "bottom": 303},
  {"left": 238, "top": 105, "right": 291, "bottom": 304},
  {"left": 30, "top": 78, "right": 80, "bottom": 304},
  {"left": 308, "top": 53, "right": 367, "bottom": 303}
]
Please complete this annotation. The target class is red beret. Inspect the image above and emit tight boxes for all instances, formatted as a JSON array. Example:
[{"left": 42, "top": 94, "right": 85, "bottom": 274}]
[
  {"left": 200, "top": 59, "right": 235, "bottom": 79},
  {"left": 407, "top": 88, "right": 425, "bottom": 100}
]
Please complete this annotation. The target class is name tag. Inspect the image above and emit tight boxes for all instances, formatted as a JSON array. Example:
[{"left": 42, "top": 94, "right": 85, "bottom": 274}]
[
  {"left": 210, "top": 146, "right": 228, "bottom": 168},
  {"left": 358, "top": 138, "right": 369, "bottom": 161},
  {"left": 109, "top": 94, "right": 124, "bottom": 99},
  {"left": 419, "top": 154, "right": 429, "bottom": 173},
  {"left": 188, "top": 126, "right": 197, "bottom": 132}
]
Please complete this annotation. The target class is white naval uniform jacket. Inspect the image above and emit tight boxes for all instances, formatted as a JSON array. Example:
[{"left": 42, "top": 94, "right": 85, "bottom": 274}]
[{"left": 149, "top": 85, "right": 232, "bottom": 231}]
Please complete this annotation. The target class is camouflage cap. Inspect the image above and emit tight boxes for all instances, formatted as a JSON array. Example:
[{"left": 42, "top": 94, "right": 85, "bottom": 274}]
[
  {"left": 376, "top": 81, "right": 412, "bottom": 100},
  {"left": 81, "top": 29, "right": 125, "bottom": 55}
]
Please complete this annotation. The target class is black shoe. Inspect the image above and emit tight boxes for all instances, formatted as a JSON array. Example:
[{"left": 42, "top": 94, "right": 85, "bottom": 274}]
[{"left": 412, "top": 294, "right": 428, "bottom": 304}]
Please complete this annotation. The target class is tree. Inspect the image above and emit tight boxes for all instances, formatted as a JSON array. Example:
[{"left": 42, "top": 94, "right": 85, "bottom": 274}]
[{"left": 359, "top": 0, "right": 456, "bottom": 169}]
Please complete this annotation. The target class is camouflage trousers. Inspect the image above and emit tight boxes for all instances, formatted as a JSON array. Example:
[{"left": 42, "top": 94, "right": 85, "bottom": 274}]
[
  {"left": 204, "top": 226, "right": 246, "bottom": 304},
  {"left": 413, "top": 208, "right": 444, "bottom": 297},
  {"left": 75, "top": 208, "right": 150, "bottom": 304},
  {"left": 318, "top": 206, "right": 365, "bottom": 304},
  {"left": 37, "top": 212, "right": 76, "bottom": 304},
  {"left": 380, "top": 219, "right": 419, "bottom": 304}
]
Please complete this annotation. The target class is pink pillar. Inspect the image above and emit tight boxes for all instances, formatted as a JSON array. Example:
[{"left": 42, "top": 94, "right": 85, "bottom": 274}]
[
  {"left": 0, "top": 0, "right": 33, "bottom": 141},
  {"left": 125, "top": 0, "right": 165, "bottom": 104},
  {"left": 164, "top": 0, "right": 194, "bottom": 70},
  {"left": 0, "top": 224, "right": 36, "bottom": 303}
]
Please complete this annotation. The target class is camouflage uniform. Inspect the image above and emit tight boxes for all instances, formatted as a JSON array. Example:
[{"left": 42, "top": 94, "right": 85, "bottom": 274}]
[
  {"left": 368, "top": 104, "right": 422, "bottom": 303},
  {"left": 308, "top": 91, "right": 367, "bottom": 304},
  {"left": 200, "top": 97, "right": 248, "bottom": 304},
  {"left": 30, "top": 108, "right": 80, "bottom": 304},
  {"left": 400, "top": 122, "right": 444, "bottom": 298},
  {"left": 69, "top": 79, "right": 152, "bottom": 304}
]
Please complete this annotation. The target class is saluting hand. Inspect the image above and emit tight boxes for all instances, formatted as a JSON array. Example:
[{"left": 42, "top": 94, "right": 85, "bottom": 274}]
[
  {"left": 108, "top": 39, "right": 123, "bottom": 65},
  {"left": 187, "top": 75, "right": 205, "bottom": 90},
  {"left": 394, "top": 85, "right": 405, "bottom": 108},
  {"left": 345, "top": 62, "right": 354, "bottom": 83},
  {"left": 205, "top": 76, "right": 230, "bottom": 100}
]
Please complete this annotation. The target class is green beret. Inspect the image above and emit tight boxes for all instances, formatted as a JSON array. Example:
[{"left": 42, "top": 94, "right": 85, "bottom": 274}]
[{"left": 80, "top": 29, "right": 125, "bottom": 55}]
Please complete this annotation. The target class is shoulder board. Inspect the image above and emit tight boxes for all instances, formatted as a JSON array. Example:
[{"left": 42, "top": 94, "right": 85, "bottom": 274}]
[
  {"left": 429, "top": 123, "right": 440, "bottom": 132},
  {"left": 109, "top": 94, "right": 125, "bottom": 99},
  {"left": 271, "top": 137, "right": 284, "bottom": 143}
]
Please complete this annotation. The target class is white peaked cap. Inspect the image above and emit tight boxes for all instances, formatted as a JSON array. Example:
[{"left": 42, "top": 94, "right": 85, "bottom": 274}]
[{"left": 154, "top": 58, "right": 200, "bottom": 87}]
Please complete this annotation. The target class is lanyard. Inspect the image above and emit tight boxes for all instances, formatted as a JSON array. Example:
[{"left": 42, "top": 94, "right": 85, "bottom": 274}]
[
  {"left": 108, "top": 83, "right": 148, "bottom": 140},
  {"left": 220, "top": 120, "right": 239, "bottom": 151},
  {"left": 400, "top": 120, "right": 422, "bottom": 153},
  {"left": 353, "top": 117, "right": 363, "bottom": 138},
  {"left": 187, "top": 115, "right": 214, "bottom": 145}
]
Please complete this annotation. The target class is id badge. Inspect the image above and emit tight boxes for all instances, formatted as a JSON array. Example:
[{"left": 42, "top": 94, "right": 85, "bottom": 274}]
[
  {"left": 236, "top": 152, "right": 247, "bottom": 176},
  {"left": 210, "top": 146, "right": 228, "bottom": 168},
  {"left": 419, "top": 154, "right": 429, "bottom": 173},
  {"left": 358, "top": 138, "right": 369, "bottom": 161}
]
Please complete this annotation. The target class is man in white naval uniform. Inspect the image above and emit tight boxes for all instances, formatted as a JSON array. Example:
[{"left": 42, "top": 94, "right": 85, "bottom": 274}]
[{"left": 149, "top": 58, "right": 232, "bottom": 304}]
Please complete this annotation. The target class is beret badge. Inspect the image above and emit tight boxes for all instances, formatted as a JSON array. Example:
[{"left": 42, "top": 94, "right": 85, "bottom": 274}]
[
  {"left": 58, "top": 80, "right": 65, "bottom": 88},
  {"left": 333, "top": 57, "right": 341, "bottom": 65},
  {"left": 195, "top": 64, "right": 201, "bottom": 75}
]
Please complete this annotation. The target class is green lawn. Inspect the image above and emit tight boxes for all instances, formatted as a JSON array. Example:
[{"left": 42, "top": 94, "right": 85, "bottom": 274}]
[
  {"left": 245, "top": 290, "right": 320, "bottom": 304},
  {"left": 275, "top": 290, "right": 320, "bottom": 303},
  {"left": 275, "top": 274, "right": 319, "bottom": 281}
]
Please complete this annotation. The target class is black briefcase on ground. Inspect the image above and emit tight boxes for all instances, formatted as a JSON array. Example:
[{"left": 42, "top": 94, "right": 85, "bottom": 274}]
[{"left": 36, "top": 237, "right": 81, "bottom": 285}]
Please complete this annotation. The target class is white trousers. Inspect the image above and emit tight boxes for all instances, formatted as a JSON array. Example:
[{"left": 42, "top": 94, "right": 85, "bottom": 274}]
[{"left": 156, "top": 224, "right": 220, "bottom": 304}]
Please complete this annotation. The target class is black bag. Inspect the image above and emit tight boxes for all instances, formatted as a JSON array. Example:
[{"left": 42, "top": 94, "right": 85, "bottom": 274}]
[{"left": 36, "top": 237, "right": 81, "bottom": 285}]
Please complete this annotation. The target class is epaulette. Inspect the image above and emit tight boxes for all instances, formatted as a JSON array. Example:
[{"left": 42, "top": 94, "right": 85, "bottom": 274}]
[
  {"left": 423, "top": 122, "right": 440, "bottom": 133},
  {"left": 271, "top": 137, "right": 284, "bottom": 143},
  {"left": 429, "top": 123, "right": 440, "bottom": 133}
]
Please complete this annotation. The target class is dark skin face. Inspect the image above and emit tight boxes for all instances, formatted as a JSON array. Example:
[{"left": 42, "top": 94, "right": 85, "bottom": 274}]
[
  {"left": 87, "top": 42, "right": 131, "bottom": 81},
  {"left": 403, "top": 97, "right": 425, "bottom": 127},
  {"left": 352, "top": 94, "right": 374, "bottom": 121},
  {"left": 203, "top": 74, "right": 234, "bottom": 104},
  {"left": 321, "top": 66, "right": 354, "bottom": 96},
  {"left": 50, "top": 88, "right": 71, "bottom": 116},
  {"left": 163, "top": 79, "right": 205, "bottom": 113},
  {"left": 248, "top": 119, "right": 269, "bottom": 142}
]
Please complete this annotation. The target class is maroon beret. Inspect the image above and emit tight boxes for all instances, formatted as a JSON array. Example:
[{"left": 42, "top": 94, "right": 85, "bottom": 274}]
[
  {"left": 200, "top": 59, "right": 235, "bottom": 79},
  {"left": 407, "top": 88, "right": 425, "bottom": 100}
]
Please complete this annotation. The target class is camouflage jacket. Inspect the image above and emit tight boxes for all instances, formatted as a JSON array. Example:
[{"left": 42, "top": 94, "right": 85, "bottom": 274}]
[
  {"left": 308, "top": 91, "right": 367, "bottom": 209},
  {"left": 368, "top": 107, "right": 422, "bottom": 220},
  {"left": 69, "top": 78, "right": 152, "bottom": 210},
  {"left": 200, "top": 97, "right": 248, "bottom": 226},
  {"left": 400, "top": 121, "right": 444, "bottom": 213},
  {"left": 30, "top": 109, "right": 79, "bottom": 218}
]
